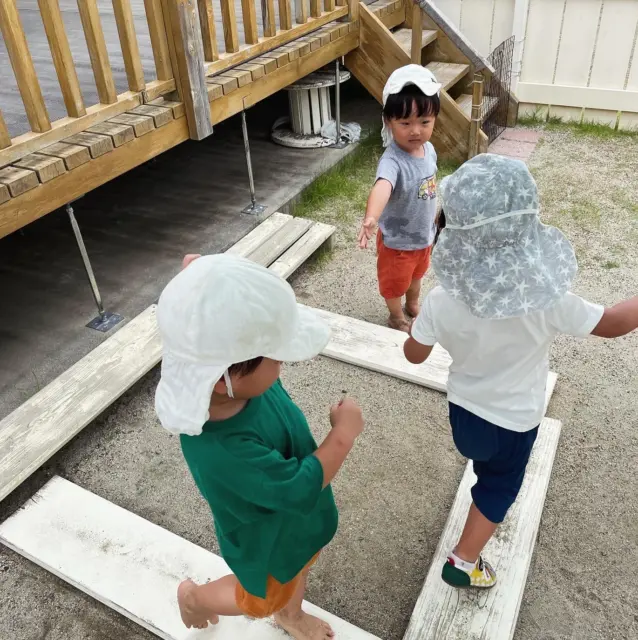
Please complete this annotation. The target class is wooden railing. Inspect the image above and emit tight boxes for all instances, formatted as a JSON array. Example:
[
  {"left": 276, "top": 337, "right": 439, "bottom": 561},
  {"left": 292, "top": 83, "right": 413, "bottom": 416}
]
[
  {"left": 0, "top": 0, "right": 177, "bottom": 165},
  {"left": 0, "top": 0, "right": 358, "bottom": 158}
]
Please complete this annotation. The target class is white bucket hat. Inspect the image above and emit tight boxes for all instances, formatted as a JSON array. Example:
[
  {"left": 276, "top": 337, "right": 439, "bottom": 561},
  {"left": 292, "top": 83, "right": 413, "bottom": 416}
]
[
  {"left": 155, "top": 254, "right": 331, "bottom": 435},
  {"left": 433, "top": 153, "right": 578, "bottom": 319},
  {"left": 381, "top": 64, "right": 442, "bottom": 147}
]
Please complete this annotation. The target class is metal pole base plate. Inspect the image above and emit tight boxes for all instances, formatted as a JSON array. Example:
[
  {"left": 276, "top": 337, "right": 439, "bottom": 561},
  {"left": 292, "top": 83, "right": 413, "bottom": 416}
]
[
  {"left": 86, "top": 311, "right": 124, "bottom": 333},
  {"left": 241, "top": 203, "right": 267, "bottom": 215}
]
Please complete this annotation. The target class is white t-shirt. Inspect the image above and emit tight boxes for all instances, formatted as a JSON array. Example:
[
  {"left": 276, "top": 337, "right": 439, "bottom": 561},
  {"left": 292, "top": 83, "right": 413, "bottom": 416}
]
[{"left": 412, "top": 287, "right": 604, "bottom": 432}]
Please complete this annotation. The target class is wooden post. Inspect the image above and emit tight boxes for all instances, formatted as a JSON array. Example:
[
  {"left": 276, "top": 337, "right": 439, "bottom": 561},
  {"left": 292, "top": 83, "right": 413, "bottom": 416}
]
[
  {"left": 197, "top": 0, "right": 220, "bottom": 61},
  {"left": 0, "top": 0, "right": 51, "bottom": 133},
  {"left": 219, "top": 0, "right": 240, "bottom": 52},
  {"left": 77, "top": 0, "right": 118, "bottom": 104},
  {"left": 241, "top": 0, "right": 259, "bottom": 44},
  {"left": 165, "top": 0, "right": 213, "bottom": 140},
  {"left": 38, "top": 0, "right": 86, "bottom": 118},
  {"left": 262, "top": 0, "right": 277, "bottom": 37},
  {"left": 278, "top": 0, "right": 293, "bottom": 30},
  {"left": 348, "top": 0, "right": 359, "bottom": 22},
  {"left": 295, "top": 0, "right": 308, "bottom": 23},
  {"left": 468, "top": 72, "right": 484, "bottom": 159},
  {"left": 410, "top": 2, "right": 422, "bottom": 64},
  {"left": 310, "top": 0, "right": 321, "bottom": 19},
  {"left": 112, "top": 0, "right": 146, "bottom": 92},
  {"left": 144, "top": 0, "right": 174, "bottom": 80},
  {"left": 0, "top": 111, "right": 11, "bottom": 150}
]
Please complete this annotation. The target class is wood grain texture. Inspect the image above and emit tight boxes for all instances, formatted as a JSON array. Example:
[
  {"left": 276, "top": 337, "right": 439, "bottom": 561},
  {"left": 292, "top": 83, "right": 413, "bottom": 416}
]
[
  {"left": 0, "top": 93, "right": 142, "bottom": 168},
  {"left": 240, "top": 0, "right": 259, "bottom": 44},
  {"left": 404, "top": 416, "right": 562, "bottom": 640},
  {"left": 197, "top": 0, "right": 220, "bottom": 61},
  {"left": 0, "top": 112, "right": 10, "bottom": 149},
  {"left": 63, "top": 131, "right": 115, "bottom": 158},
  {"left": 130, "top": 104, "right": 174, "bottom": 128},
  {"left": 148, "top": 98, "right": 186, "bottom": 119},
  {"left": 109, "top": 113, "right": 155, "bottom": 137},
  {"left": 0, "top": 166, "right": 40, "bottom": 197},
  {"left": 37, "top": 0, "right": 86, "bottom": 118},
  {"left": 278, "top": 0, "right": 293, "bottom": 31},
  {"left": 144, "top": 0, "right": 174, "bottom": 80},
  {"left": 86, "top": 121, "right": 135, "bottom": 147},
  {"left": 247, "top": 217, "right": 313, "bottom": 266},
  {"left": 13, "top": 153, "right": 66, "bottom": 183},
  {"left": 220, "top": 0, "right": 241, "bottom": 52},
  {"left": 262, "top": 0, "right": 277, "bottom": 37},
  {"left": 112, "top": 0, "right": 146, "bottom": 92},
  {"left": 0, "top": 116, "right": 189, "bottom": 240},
  {"left": 0, "top": 477, "right": 381, "bottom": 640},
  {"left": 0, "top": 308, "right": 161, "bottom": 503},
  {"left": 0, "top": 185, "right": 9, "bottom": 205},
  {"left": 226, "top": 211, "right": 292, "bottom": 255},
  {"left": 0, "top": 0, "right": 51, "bottom": 133},
  {"left": 38, "top": 142, "right": 91, "bottom": 170},
  {"left": 164, "top": 0, "right": 213, "bottom": 140},
  {"left": 208, "top": 75, "right": 240, "bottom": 94},
  {"left": 295, "top": 0, "right": 308, "bottom": 24},
  {"left": 410, "top": 3, "right": 423, "bottom": 63},
  {"left": 77, "top": 0, "right": 118, "bottom": 104},
  {"left": 269, "top": 222, "right": 335, "bottom": 279}
]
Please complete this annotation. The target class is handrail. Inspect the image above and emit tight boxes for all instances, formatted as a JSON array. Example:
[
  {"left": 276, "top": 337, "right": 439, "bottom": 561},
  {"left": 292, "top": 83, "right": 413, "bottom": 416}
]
[{"left": 415, "top": 0, "right": 495, "bottom": 74}]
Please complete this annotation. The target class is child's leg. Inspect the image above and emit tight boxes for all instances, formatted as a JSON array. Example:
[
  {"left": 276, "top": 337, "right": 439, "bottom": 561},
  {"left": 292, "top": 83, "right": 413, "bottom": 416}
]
[
  {"left": 177, "top": 574, "right": 242, "bottom": 629},
  {"left": 454, "top": 502, "right": 498, "bottom": 562},
  {"left": 377, "top": 232, "right": 411, "bottom": 331},
  {"left": 404, "top": 278, "right": 422, "bottom": 318},
  {"left": 274, "top": 565, "right": 335, "bottom": 640},
  {"left": 385, "top": 296, "right": 410, "bottom": 330}
]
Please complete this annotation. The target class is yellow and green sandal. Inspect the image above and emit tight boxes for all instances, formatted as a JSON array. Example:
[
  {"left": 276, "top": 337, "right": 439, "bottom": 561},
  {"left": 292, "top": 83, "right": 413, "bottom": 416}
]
[{"left": 441, "top": 555, "right": 497, "bottom": 589}]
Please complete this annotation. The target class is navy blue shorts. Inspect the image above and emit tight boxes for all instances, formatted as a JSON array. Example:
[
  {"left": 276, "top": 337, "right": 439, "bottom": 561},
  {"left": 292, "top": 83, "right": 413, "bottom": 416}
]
[{"left": 449, "top": 403, "right": 539, "bottom": 524}]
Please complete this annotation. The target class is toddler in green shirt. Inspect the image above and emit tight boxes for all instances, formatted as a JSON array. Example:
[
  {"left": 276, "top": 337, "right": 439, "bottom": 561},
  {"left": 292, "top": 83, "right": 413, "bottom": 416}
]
[{"left": 155, "top": 252, "right": 364, "bottom": 639}]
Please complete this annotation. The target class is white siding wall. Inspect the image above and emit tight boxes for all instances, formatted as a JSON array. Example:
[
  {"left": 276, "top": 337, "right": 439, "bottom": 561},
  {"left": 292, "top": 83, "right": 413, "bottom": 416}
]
[{"left": 430, "top": 0, "right": 638, "bottom": 128}]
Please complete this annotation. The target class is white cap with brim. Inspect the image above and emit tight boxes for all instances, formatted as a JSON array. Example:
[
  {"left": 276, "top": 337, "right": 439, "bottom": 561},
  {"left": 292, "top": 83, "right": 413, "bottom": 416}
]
[
  {"left": 381, "top": 64, "right": 442, "bottom": 147},
  {"left": 155, "top": 254, "right": 331, "bottom": 436}
]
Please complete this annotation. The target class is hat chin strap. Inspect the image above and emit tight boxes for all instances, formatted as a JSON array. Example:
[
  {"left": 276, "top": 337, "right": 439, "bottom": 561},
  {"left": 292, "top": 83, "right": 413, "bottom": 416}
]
[{"left": 223, "top": 369, "right": 235, "bottom": 399}]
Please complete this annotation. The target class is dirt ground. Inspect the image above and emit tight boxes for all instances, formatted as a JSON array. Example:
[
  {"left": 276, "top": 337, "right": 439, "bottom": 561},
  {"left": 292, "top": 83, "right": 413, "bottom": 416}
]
[{"left": 0, "top": 125, "right": 636, "bottom": 640}]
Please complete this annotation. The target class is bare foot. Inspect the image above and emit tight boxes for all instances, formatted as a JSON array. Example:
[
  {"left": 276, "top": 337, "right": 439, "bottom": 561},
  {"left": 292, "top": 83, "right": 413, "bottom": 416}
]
[
  {"left": 388, "top": 314, "right": 411, "bottom": 333},
  {"left": 177, "top": 579, "right": 219, "bottom": 630},
  {"left": 275, "top": 610, "right": 335, "bottom": 639}
]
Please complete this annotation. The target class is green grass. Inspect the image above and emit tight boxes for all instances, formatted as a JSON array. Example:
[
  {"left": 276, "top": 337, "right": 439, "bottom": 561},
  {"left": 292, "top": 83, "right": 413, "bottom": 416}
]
[
  {"left": 518, "top": 108, "right": 638, "bottom": 139},
  {"left": 602, "top": 260, "right": 621, "bottom": 270},
  {"left": 294, "top": 129, "right": 460, "bottom": 230}
]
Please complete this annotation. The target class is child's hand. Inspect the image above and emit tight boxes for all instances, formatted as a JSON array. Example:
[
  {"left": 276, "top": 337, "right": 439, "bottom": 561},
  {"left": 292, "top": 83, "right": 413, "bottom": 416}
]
[
  {"left": 182, "top": 254, "right": 201, "bottom": 270},
  {"left": 330, "top": 397, "right": 364, "bottom": 442},
  {"left": 358, "top": 217, "right": 377, "bottom": 249}
]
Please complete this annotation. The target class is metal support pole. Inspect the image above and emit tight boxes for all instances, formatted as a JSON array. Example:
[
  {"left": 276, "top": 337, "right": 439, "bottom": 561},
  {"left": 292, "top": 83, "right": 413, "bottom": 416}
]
[
  {"left": 330, "top": 58, "right": 347, "bottom": 149},
  {"left": 241, "top": 110, "right": 266, "bottom": 215},
  {"left": 67, "top": 204, "right": 123, "bottom": 332}
]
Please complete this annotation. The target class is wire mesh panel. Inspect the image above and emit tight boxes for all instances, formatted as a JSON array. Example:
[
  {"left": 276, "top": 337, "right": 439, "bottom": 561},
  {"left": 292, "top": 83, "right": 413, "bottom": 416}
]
[{"left": 481, "top": 35, "right": 514, "bottom": 144}]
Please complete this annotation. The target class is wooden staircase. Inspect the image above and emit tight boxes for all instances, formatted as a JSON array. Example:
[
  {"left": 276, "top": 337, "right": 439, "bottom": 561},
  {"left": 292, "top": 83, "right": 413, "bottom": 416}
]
[{"left": 349, "top": 0, "right": 497, "bottom": 162}]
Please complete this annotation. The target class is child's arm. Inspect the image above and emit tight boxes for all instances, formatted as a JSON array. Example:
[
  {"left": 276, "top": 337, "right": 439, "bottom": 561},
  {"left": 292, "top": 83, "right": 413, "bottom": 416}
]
[
  {"left": 358, "top": 179, "right": 393, "bottom": 249},
  {"left": 591, "top": 296, "right": 638, "bottom": 338},
  {"left": 404, "top": 334, "right": 434, "bottom": 364},
  {"left": 313, "top": 398, "right": 364, "bottom": 487},
  {"left": 403, "top": 295, "right": 436, "bottom": 364}
]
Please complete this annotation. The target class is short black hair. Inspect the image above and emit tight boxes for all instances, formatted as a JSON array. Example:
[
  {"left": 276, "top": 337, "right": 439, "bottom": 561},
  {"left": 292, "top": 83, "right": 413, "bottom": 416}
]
[
  {"left": 228, "top": 357, "right": 264, "bottom": 377},
  {"left": 383, "top": 84, "right": 440, "bottom": 121}
]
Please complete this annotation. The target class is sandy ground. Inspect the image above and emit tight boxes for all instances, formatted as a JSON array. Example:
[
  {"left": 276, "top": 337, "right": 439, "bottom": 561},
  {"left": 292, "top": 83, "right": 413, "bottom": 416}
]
[{"left": 0, "top": 126, "right": 636, "bottom": 640}]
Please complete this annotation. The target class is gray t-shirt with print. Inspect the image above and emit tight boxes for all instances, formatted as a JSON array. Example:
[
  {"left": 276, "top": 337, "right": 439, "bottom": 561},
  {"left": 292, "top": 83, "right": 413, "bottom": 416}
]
[{"left": 376, "top": 141, "right": 438, "bottom": 250}]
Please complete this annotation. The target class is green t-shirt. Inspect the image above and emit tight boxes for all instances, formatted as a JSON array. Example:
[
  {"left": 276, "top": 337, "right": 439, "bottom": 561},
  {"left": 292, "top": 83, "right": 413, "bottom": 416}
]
[{"left": 180, "top": 380, "right": 339, "bottom": 597}]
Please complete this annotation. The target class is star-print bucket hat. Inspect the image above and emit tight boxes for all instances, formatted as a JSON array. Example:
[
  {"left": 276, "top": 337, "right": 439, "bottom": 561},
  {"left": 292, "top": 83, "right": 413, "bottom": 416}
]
[
  {"left": 155, "top": 254, "right": 331, "bottom": 435},
  {"left": 381, "top": 64, "right": 442, "bottom": 147},
  {"left": 432, "top": 153, "right": 577, "bottom": 319}
]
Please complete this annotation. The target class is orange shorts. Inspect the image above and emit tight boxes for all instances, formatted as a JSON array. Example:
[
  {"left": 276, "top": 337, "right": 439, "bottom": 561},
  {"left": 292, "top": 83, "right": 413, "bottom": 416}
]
[
  {"left": 376, "top": 232, "right": 432, "bottom": 299},
  {"left": 235, "top": 553, "right": 320, "bottom": 618}
]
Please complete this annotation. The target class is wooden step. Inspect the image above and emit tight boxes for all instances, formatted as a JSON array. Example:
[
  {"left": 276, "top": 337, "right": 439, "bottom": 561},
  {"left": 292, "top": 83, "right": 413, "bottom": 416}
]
[
  {"left": 425, "top": 61, "right": 470, "bottom": 91},
  {"left": 0, "top": 477, "right": 380, "bottom": 640},
  {"left": 456, "top": 93, "right": 499, "bottom": 118},
  {"left": 392, "top": 28, "right": 438, "bottom": 55}
]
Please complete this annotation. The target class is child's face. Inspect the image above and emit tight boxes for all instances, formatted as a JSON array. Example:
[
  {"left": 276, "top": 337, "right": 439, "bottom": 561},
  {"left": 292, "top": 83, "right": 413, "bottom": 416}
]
[
  {"left": 386, "top": 101, "right": 435, "bottom": 153},
  {"left": 224, "top": 358, "right": 281, "bottom": 399}
]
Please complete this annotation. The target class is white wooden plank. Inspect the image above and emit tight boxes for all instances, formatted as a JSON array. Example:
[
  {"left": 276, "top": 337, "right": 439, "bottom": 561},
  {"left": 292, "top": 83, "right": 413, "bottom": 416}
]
[
  {"left": 305, "top": 305, "right": 559, "bottom": 397},
  {"left": 0, "top": 477, "right": 380, "bottom": 640},
  {"left": 434, "top": 0, "right": 463, "bottom": 29},
  {"left": 517, "top": 82, "right": 638, "bottom": 112},
  {"left": 618, "top": 110, "right": 638, "bottom": 131},
  {"left": 248, "top": 217, "right": 314, "bottom": 267},
  {"left": 458, "top": 0, "right": 494, "bottom": 55},
  {"left": 520, "top": 0, "right": 565, "bottom": 84},
  {"left": 588, "top": 0, "right": 638, "bottom": 90},
  {"left": 226, "top": 211, "right": 292, "bottom": 256},
  {"left": 402, "top": 414, "right": 561, "bottom": 640},
  {"left": 490, "top": 0, "right": 515, "bottom": 51},
  {"left": 553, "top": 0, "right": 602, "bottom": 88},
  {"left": 269, "top": 222, "right": 335, "bottom": 279},
  {"left": 625, "top": 17, "right": 638, "bottom": 91},
  {"left": 0, "top": 307, "right": 161, "bottom": 503}
]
